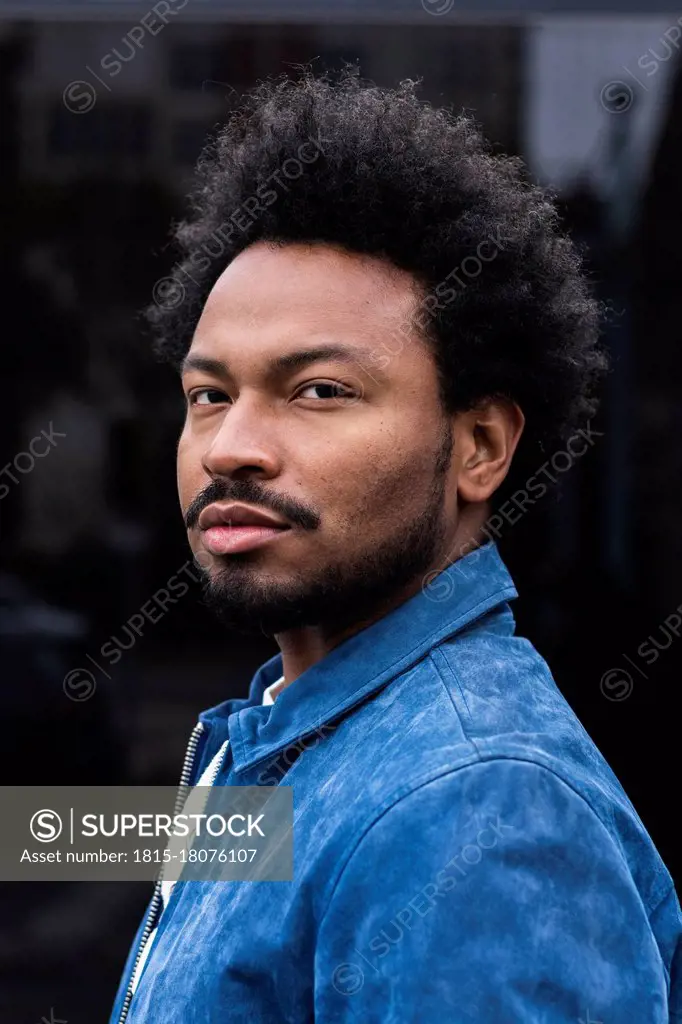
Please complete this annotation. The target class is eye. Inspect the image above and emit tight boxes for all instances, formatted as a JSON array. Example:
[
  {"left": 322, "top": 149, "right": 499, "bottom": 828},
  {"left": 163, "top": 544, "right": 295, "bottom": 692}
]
[
  {"left": 188, "top": 387, "right": 229, "bottom": 407},
  {"left": 294, "top": 381, "right": 358, "bottom": 401}
]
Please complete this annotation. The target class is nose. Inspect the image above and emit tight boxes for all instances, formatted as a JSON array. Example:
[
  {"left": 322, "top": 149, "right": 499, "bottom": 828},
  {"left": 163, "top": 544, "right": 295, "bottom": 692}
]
[{"left": 200, "top": 395, "right": 281, "bottom": 481}]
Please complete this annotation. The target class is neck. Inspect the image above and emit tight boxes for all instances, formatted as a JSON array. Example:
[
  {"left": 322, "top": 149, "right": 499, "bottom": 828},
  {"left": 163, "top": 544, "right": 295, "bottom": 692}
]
[{"left": 275, "top": 506, "right": 489, "bottom": 689}]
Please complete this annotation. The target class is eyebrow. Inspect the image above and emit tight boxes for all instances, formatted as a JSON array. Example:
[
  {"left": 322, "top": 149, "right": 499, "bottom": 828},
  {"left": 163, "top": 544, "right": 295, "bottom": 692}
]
[{"left": 181, "top": 344, "right": 386, "bottom": 382}]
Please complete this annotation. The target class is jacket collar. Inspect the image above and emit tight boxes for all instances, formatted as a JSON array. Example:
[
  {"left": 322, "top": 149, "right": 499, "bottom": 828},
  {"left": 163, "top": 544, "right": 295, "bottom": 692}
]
[{"left": 202, "top": 540, "right": 517, "bottom": 775}]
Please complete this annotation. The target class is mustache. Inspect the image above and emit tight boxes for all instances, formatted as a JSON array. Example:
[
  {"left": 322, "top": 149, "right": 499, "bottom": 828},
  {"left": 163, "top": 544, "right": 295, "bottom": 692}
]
[{"left": 184, "top": 478, "right": 320, "bottom": 532}]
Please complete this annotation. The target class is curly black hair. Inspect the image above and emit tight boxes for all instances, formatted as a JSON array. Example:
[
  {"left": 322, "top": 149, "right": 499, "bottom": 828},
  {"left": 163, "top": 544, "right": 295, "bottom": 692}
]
[{"left": 148, "top": 70, "right": 608, "bottom": 499}]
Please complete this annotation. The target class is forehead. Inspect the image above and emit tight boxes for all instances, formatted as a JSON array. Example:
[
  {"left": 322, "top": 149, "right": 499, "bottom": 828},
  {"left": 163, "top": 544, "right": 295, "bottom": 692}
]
[{"left": 191, "top": 241, "right": 426, "bottom": 359}]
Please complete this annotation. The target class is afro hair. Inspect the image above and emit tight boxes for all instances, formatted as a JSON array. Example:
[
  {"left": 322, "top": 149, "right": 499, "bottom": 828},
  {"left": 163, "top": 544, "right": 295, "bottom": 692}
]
[{"left": 147, "top": 70, "right": 608, "bottom": 499}]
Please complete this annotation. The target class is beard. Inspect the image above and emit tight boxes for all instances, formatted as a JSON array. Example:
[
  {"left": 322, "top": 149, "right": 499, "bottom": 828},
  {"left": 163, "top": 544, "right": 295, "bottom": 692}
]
[{"left": 196, "top": 427, "right": 453, "bottom": 637}]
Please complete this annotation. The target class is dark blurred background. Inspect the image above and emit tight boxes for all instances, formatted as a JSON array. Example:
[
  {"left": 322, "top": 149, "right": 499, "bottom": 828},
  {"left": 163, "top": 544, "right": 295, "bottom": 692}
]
[{"left": 1, "top": 1, "right": 681, "bottom": 1021}]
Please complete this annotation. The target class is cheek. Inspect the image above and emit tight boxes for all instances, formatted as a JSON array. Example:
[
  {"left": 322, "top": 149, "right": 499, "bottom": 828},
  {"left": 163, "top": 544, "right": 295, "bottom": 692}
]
[
  {"left": 313, "top": 436, "right": 434, "bottom": 533},
  {"left": 176, "top": 429, "right": 204, "bottom": 509}
]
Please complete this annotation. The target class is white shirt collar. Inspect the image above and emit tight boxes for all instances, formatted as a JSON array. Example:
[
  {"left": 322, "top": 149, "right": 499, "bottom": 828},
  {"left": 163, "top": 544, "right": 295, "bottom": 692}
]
[{"left": 262, "top": 674, "right": 286, "bottom": 705}]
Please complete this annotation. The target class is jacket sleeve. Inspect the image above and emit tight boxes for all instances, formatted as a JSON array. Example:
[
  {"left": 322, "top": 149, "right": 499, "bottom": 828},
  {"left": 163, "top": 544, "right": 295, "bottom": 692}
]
[{"left": 313, "top": 758, "right": 671, "bottom": 1023}]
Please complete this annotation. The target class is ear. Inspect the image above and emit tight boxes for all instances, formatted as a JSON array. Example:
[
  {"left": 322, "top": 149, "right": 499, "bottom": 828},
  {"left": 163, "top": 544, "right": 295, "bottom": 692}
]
[{"left": 453, "top": 398, "right": 525, "bottom": 504}]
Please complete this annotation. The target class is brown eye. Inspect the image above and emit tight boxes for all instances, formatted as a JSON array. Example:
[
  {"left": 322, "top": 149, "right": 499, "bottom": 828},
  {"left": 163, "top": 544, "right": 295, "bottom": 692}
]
[
  {"left": 190, "top": 388, "right": 228, "bottom": 406},
  {"left": 296, "top": 382, "right": 357, "bottom": 400}
]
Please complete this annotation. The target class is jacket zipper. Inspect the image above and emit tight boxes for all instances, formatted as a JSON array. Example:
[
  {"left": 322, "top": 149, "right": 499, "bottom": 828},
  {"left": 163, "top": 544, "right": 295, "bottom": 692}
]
[{"left": 117, "top": 719, "right": 206, "bottom": 1024}]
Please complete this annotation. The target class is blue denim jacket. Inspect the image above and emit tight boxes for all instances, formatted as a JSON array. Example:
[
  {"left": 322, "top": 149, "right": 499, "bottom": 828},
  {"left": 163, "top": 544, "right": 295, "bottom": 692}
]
[{"left": 110, "top": 541, "right": 682, "bottom": 1023}]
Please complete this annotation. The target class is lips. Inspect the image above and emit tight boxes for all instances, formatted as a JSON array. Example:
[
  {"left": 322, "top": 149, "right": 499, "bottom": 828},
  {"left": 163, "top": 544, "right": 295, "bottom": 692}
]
[
  {"left": 197, "top": 502, "right": 291, "bottom": 556},
  {"left": 198, "top": 502, "right": 290, "bottom": 531}
]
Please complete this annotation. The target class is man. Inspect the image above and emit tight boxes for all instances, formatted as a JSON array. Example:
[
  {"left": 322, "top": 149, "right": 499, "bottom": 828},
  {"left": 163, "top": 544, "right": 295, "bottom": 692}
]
[{"left": 110, "top": 73, "right": 681, "bottom": 1022}]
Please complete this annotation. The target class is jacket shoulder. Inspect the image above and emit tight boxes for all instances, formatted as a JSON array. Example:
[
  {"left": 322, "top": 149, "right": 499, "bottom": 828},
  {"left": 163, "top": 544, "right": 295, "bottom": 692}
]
[{"left": 353, "top": 621, "right": 675, "bottom": 920}]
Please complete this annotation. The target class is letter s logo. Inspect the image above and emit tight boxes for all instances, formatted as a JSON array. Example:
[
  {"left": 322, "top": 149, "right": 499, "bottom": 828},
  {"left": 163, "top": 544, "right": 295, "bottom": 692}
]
[{"left": 30, "top": 809, "right": 63, "bottom": 842}]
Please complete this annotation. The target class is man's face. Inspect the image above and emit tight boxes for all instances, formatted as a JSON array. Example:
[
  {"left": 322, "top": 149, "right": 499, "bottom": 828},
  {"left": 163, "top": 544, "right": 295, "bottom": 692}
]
[{"left": 178, "top": 241, "right": 459, "bottom": 635}]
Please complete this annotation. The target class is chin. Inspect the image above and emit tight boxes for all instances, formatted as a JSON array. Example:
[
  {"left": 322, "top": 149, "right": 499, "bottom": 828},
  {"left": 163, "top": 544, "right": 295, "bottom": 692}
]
[{"left": 197, "top": 563, "right": 323, "bottom": 635}]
